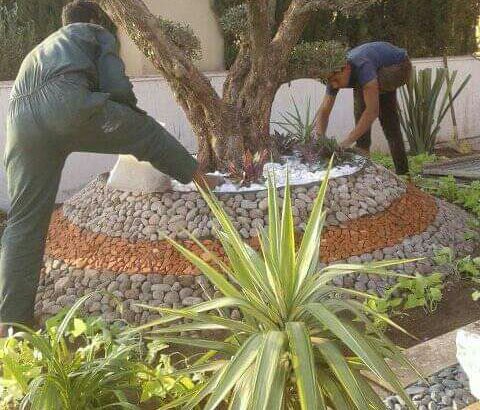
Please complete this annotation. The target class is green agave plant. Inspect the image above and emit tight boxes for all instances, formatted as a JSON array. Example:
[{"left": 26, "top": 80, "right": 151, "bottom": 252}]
[
  {"left": 274, "top": 96, "right": 316, "bottom": 145},
  {"left": 399, "top": 67, "right": 471, "bottom": 155},
  {"left": 133, "top": 158, "right": 420, "bottom": 410}
]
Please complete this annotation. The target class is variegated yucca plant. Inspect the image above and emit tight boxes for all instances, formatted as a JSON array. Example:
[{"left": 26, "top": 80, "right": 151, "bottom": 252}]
[{"left": 134, "top": 158, "right": 419, "bottom": 409}]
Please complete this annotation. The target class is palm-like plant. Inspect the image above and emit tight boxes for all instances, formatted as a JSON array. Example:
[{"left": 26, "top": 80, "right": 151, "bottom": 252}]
[
  {"left": 274, "top": 96, "right": 316, "bottom": 146},
  {"left": 134, "top": 159, "right": 419, "bottom": 409},
  {"left": 399, "top": 67, "right": 471, "bottom": 155}
]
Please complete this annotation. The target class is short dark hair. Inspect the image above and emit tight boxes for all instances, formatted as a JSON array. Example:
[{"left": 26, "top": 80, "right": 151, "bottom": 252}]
[{"left": 62, "top": 1, "right": 113, "bottom": 28}]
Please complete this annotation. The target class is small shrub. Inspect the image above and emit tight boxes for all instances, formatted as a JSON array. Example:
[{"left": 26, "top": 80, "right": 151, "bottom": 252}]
[
  {"left": 0, "top": 295, "right": 198, "bottom": 409},
  {"left": 423, "top": 177, "right": 480, "bottom": 219},
  {"left": 274, "top": 96, "right": 316, "bottom": 146},
  {"left": 228, "top": 149, "right": 269, "bottom": 186},
  {"left": 433, "top": 248, "right": 480, "bottom": 301},
  {"left": 398, "top": 67, "right": 470, "bottom": 155},
  {"left": 365, "top": 273, "right": 444, "bottom": 331},
  {"left": 371, "top": 153, "right": 439, "bottom": 177},
  {"left": 0, "top": 2, "right": 36, "bottom": 81}
]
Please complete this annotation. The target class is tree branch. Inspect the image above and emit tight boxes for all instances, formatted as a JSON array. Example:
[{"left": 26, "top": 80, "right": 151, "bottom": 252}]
[
  {"left": 270, "top": 0, "right": 316, "bottom": 63},
  {"left": 304, "top": 0, "right": 380, "bottom": 15},
  {"left": 271, "top": 0, "right": 378, "bottom": 62},
  {"left": 268, "top": 0, "right": 278, "bottom": 32},
  {"left": 95, "top": 0, "right": 224, "bottom": 115},
  {"left": 223, "top": 41, "right": 251, "bottom": 104},
  {"left": 246, "top": 0, "right": 272, "bottom": 62}
]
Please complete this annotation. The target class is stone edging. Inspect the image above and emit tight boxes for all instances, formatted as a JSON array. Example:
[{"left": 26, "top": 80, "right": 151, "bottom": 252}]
[
  {"left": 37, "top": 198, "right": 477, "bottom": 323},
  {"left": 46, "top": 186, "right": 437, "bottom": 275},
  {"left": 61, "top": 163, "right": 406, "bottom": 241}
]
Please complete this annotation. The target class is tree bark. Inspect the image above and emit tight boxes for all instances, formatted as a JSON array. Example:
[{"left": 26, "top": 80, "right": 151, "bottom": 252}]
[
  {"left": 96, "top": 0, "right": 246, "bottom": 171},
  {"left": 95, "top": 0, "right": 359, "bottom": 171}
]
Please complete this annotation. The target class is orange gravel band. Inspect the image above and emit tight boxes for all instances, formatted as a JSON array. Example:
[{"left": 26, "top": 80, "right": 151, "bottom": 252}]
[{"left": 45, "top": 186, "right": 437, "bottom": 274}]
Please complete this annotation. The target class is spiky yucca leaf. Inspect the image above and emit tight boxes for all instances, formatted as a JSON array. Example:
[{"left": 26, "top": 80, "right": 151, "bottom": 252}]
[
  {"left": 399, "top": 67, "right": 471, "bottom": 155},
  {"left": 136, "top": 158, "right": 418, "bottom": 409}
]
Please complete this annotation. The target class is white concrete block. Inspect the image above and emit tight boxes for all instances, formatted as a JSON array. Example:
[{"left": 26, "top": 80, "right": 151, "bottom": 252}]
[
  {"left": 457, "top": 329, "right": 480, "bottom": 399},
  {"left": 107, "top": 155, "right": 172, "bottom": 193}
]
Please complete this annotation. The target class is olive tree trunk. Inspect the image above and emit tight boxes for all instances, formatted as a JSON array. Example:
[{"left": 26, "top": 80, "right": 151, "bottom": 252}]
[{"left": 96, "top": 0, "right": 360, "bottom": 170}]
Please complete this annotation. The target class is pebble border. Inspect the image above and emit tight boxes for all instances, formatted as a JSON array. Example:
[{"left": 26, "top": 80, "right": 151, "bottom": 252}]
[
  {"left": 46, "top": 186, "right": 438, "bottom": 274},
  {"left": 37, "top": 200, "right": 477, "bottom": 323},
  {"left": 61, "top": 163, "right": 406, "bottom": 241},
  {"left": 384, "top": 364, "right": 477, "bottom": 409}
]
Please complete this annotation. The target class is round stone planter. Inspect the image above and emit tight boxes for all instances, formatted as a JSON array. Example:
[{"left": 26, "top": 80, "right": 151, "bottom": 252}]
[{"left": 37, "top": 160, "right": 479, "bottom": 324}]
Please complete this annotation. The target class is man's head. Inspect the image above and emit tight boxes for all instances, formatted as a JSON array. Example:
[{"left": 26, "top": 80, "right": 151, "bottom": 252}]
[
  {"left": 62, "top": 1, "right": 113, "bottom": 28},
  {"left": 326, "top": 63, "right": 352, "bottom": 90}
]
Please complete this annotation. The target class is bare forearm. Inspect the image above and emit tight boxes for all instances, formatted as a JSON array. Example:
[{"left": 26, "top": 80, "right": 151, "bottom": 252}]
[
  {"left": 314, "top": 111, "right": 330, "bottom": 136},
  {"left": 342, "top": 111, "right": 377, "bottom": 147}
]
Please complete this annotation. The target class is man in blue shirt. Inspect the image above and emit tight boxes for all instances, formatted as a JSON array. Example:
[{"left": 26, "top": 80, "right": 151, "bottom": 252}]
[
  {"left": 0, "top": 1, "right": 221, "bottom": 334},
  {"left": 314, "top": 41, "right": 411, "bottom": 175}
]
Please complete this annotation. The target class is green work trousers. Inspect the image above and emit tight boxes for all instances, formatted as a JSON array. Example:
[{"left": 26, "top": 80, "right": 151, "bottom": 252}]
[{"left": 0, "top": 77, "right": 197, "bottom": 325}]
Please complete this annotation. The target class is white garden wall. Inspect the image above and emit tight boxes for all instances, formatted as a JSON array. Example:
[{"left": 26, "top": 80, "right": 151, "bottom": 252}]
[{"left": 0, "top": 55, "right": 479, "bottom": 210}]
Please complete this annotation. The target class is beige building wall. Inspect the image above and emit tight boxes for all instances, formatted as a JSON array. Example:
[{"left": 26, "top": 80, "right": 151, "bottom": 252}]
[{"left": 118, "top": 0, "right": 225, "bottom": 76}]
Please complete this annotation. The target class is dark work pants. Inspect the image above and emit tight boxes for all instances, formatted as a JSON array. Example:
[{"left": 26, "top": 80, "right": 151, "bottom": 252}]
[
  {"left": 354, "top": 89, "right": 409, "bottom": 175},
  {"left": 0, "top": 78, "right": 196, "bottom": 326}
]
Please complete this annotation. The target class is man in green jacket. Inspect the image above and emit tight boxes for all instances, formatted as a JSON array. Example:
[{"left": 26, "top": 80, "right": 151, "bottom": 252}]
[{"left": 0, "top": 1, "right": 218, "bottom": 334}]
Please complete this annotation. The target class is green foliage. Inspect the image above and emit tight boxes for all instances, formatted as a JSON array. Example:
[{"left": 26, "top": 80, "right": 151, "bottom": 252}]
[
  {"left": 274, "top": 96, "right": 351, "bottom": 164},
  {"left": 433, "top": 247, "right": 480, "bottom": 279},
  {"left": 344, "top": 0, "right": 479, "bottom": 57},
  {"left": 407, "top": 154, "right": 440, "bottom": 176},
  {"left": 0, "top": 3, "right": 35, "bottom": 81},
  {"left": 433, "top": 248, "right": 480, "bottom": 302},
  {"left": 157, "top": 17, "right": 202, "bottom": 60},
  {"left": 274, "top": 96, "right": 316, "bottom": 145},
  {"left": 422, "top": 176, "right": 480, "bottom": 219},
  {"left": 393, "top": 274, "right": 444, "bottom": 313},
  {"left": 289, "top": 40, "right": 348, "bottom": 78},
  {"left": 371, "top": 153, "right": 439, "bottom": 177},
  {"left": 425, "top": 175, "right": 461, "bottom": 203},
  {"left": 214, "top": 0, "right": 480, "bottom": 68},
  {"left": 0, "top": 295, "right": 198, "bottom": 409},
  {"left": 134, "top": 160, "right": 418, "bottom": 409},
  {"left": 366, "top": 273, "right": 444, "bottom": 330},
  {"left": 398, "top": 68, "right": 471, "bottom": 155},
  {"left": 432, "top": 246, "right": 455, "bottom": 266},
  {"left": 371, "top": 153, "right": 480, "bottom": 220},
  {"left": 218, "top": 3, "right": 247, "bottom": 38},
  {"left": 0, "top": 0, "right": 70, "bottom": 81},
  {"left": 371, "top": 152, "right": 395, "bottom": 170}
]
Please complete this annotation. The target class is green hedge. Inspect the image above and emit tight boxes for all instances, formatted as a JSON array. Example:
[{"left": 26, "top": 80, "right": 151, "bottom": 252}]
[
  {"left": 215, "top": 0, "right": 480, "bottom": 68},
  {"left": 0, "top": 0, "right": 68, "bottom": 81}
]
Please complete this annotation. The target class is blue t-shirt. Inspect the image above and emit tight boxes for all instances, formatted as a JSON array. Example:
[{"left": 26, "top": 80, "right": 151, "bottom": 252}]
[{"left": 326, "top": 41, "right": 408, "bottom": 96}]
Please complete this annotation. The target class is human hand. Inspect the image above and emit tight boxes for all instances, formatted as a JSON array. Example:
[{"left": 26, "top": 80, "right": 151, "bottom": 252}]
[{"left": 339, "top": 138, "right": 352, "bottom": 149}]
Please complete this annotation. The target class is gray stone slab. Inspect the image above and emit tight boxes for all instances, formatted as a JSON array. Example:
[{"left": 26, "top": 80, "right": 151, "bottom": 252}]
[{"left": 423, "top": 155, "right": 480, "bottom": 180}]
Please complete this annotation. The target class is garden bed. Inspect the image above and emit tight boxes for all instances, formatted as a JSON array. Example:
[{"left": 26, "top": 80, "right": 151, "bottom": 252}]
[
  {"left": 34, "top": 159, "right": 479, "bottom": 324},
  {"left": 388, "top": 280, "right": 480, "bottom": 349}
]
